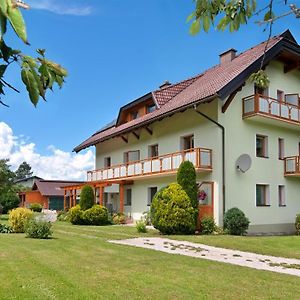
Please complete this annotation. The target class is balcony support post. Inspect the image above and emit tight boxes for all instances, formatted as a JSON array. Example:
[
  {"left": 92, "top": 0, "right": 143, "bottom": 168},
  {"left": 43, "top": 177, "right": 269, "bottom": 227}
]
[
  {"left": 73, "top": 189, "right": 77, "bottom": 207},
  {"left": 99, "top": 186, "right": 104, "bottom": 206},
  {"left": 119, "top": 183, "right": 124, "bottom": 214},
  {"left": 69, "top": 190, "right": 72, "bottom": 208},
  {"left": 64, "top": 190, "right": 67, "bottom": 210}
]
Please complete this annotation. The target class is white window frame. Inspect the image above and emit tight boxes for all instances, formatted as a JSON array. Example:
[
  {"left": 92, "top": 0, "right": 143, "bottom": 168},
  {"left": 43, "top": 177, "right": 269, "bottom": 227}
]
[{"left": 278, "top": 185, "right": 286, "bottom": 207}]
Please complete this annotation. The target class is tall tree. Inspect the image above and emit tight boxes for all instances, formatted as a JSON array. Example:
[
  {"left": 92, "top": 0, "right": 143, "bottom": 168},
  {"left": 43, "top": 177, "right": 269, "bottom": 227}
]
[
  {"left": 0, "top": 1, "right": 67, "bottom": 107},
  {"left": 15, "top": 161, "right": 33, "bottom": 180},
  {"left": 0, "top": 159, "right": 20, "bottom": 213}
]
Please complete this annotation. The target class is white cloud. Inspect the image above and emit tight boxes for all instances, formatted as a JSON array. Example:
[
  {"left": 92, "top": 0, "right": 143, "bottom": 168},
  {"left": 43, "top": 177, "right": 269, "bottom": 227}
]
[
  {"left": 28, "top": 0, "right": 92, "bottom": 16},
  {"left": 0, "top": 122, "right": 94, "bottom": 181}
]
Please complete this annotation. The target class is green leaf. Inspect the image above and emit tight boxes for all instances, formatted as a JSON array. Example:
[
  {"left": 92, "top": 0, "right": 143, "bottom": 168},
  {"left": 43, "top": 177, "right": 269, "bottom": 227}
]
[
  {"left": 37, "top": 49, "right": 46, "bottom": 57},
  {"left": 6, "top": 0, "right": 28, "bottom": 44},
  {"left": 203, "top": 15, "right": 210, "bottom": 32},
  {"left": 186, "top": 12, "right": 195, "bottom": 23},
  {"left": 21, "top": 68, "right": 39, "bottom": 106},
  {"left": 55, "top": 75, "right": 63, "bottom": 88},
  {"left": 263, "top": 11, "right": 275, "bottom": 21},
  {"left": 0, "top": 64, "right": 7, "bottom": 77},
  {"left": 0, "top": 11, "right": 7, "bottom": 37},
  {"left": 0, "top": 0, "right": 8, "bottom": 16},
  {"left": 0, "top": 39, "right": 12, "bottom": 62},
  {"left": 190, "top": 20, "right": 200, "bottom": 36}
]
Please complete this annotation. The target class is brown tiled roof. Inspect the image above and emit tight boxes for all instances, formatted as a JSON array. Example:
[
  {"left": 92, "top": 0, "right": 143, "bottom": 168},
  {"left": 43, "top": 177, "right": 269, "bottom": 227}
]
[
  {"left": 33, "top": 180, "right": 84, "bottom": 196},
  {"left": 74, "top": 31, "right": 298, "bottom": 153}
]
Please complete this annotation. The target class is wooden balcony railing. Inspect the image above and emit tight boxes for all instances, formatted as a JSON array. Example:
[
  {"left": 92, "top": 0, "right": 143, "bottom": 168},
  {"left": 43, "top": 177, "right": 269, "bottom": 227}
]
[
  {"left": 87, "top": 147, "right": 212, "bottom": 182},
  {"left": 243, "top": 94, "right": 300, "bottom": 124},
  {"left": 284, "top": 156, "right": 300, "bottom": 176}
]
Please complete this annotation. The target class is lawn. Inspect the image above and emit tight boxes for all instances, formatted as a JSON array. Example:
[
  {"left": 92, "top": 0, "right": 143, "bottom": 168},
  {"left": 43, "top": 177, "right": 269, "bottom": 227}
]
[{"left": 0, "top": 222, "right": 300, "bottom": 299}]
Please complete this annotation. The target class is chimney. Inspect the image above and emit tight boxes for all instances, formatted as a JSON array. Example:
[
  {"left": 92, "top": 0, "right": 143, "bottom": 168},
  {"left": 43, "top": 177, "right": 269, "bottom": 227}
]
[
  {"left": 159, "top": 80, "right": 172, "bottom": 89},
  {"left": 219, "top": 48, "right": 237, "bottom": 65}
]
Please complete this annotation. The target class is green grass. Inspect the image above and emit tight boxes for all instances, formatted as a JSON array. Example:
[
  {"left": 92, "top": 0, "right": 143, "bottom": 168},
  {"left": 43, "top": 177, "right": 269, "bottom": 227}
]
[
  {"left": 0, "top": 222, "right": 300, "bottom": 299},
  {"left": 169, "top": 234, "right": 300, "bottom": 259}
]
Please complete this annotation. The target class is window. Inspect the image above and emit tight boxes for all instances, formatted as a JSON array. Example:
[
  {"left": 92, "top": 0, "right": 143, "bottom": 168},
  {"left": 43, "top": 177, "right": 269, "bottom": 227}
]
[
  {"left": 130, "top": 111, "right": 139, "bottom": 120},
  {"left": 277, "top": 90, "right": 284, "bottom": 102},
  {"left": 125, "top": 189, "right": 132, "bottom": 206},
  {"left": 148, "top": 144, "right": 159, "bottom": 158},
  {"left": 256, "top": 184, "right": 270, "bottom": 206},
  {"left": 182, "top": 135, "right": 194, "bottom": 150},
  {"left": 104, "top": 157, "right": 111, "bottom": 168},
  {"left": 278, "top": 185, "right": 286, "bottom": 207},
  {"left": 278, "top": 138, "right": 284, "bottom": 160},
  {"left": 285, "top": 93, "right": 299, "bottom": 106},
  {"left": 124, "top": 150, "right": 140, "bottom": 163},
  {"left": 147, "top": 187, "right": 157, "bottom": 206},
  {"left": 256, "top": 135, "right": 268, "bottom": 158},
  {"left": 146, "top": 104, "right": 156, "bottom": 113}
]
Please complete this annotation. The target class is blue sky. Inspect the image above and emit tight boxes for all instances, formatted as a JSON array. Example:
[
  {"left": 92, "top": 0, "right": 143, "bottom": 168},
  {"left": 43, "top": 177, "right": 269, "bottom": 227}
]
[{"left": 0, "top": 0, "right": 299, "bottom": 179}]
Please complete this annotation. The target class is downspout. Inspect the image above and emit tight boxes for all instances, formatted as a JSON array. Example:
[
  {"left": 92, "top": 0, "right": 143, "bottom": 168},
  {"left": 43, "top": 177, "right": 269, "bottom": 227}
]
[{"left": 193, "top": 105, "right": 226, "bottom": 217}]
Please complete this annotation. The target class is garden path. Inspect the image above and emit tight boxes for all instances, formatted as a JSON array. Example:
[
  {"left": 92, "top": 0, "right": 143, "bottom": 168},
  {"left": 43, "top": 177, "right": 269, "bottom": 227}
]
[{"left": 109, "top": 237, "right": 300, "bottom": 277}]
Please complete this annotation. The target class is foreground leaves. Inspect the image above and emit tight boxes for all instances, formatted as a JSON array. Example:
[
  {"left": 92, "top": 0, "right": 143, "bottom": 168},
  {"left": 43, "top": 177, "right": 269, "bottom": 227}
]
[{"left": 0, "top": 0, "right": 67, "bottom": 107}]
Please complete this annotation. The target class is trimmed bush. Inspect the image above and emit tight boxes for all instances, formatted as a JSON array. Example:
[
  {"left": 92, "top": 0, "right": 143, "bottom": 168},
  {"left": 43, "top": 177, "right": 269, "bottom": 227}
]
[
  {"left": 177, "top": 161, "right": 198, "bottom": 209},
  {"left": 69, "top": 205, "right": 109, "bottom": 225},
  {"left": 150, "top": 183, "right": 197, "bottom": 235},
  {"left": 112, "top": 213, "right": 127, "bottom": 225},
  {"left": 295, "top": 214, "right": 300, "bottom": 235},
  {"left": 200, "top": 216, "right": 216, "bottom": 235},
  {"left": 0, "top": 223, "right": 12, "bottom": 233},
  {"left": 80, "top": 185, "right": 95, "bottom": 211},
  {"left": 224, "top": 207, "right": 250, "bottom": 235},
  {"left": 83, "top": 205, "right": 108, "bottom": 225},
  {"left": 29, "top": 203, "right": 43, "bottom": 212},
  {"left": 25, "top": 219, "right": 52, "bottom": 239},
  {"left": 136, "top": 220, "right": 147, "bottom": 233},
  {"left": 69, "top": 205, "right": 84, "bottom": 225},
  {"left": 9, "top": 207, "right": 33, "bottom": 233}
]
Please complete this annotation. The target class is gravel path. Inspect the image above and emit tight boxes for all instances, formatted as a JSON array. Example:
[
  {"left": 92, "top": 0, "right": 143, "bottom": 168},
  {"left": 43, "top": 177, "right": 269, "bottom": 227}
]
[{"left": 109, "top": 237, "right": 300, "bottom": 277}]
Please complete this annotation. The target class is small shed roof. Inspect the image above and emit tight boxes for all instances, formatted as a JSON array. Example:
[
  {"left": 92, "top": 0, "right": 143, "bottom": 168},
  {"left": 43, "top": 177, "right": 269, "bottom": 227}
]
[{"left": 32, "top": 180, "right": 84, "bottom": 197}]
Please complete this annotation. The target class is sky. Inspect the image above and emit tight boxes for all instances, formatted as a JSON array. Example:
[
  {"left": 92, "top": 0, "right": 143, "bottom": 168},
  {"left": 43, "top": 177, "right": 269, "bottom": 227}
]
[{"left": 0, "top": 0, "right": 299, "bottom": 180}]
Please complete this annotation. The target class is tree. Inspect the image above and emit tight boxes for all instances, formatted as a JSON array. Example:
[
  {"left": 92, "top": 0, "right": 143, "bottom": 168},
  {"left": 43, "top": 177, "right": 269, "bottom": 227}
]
[
  {"left": 0, "top": 159, "right": 20, "bottom": 213},
  {"left": 80, "top": 185, "right": 95, "bottom": 210},
  {"left": 0, "top": 1, "right": 67, "bottom": 107},
  {"left": 15, "top": 161, "right": 33, "bottom": 180},
  {"left": 187, "top": 1, "right": 299, "bottom": 88}
]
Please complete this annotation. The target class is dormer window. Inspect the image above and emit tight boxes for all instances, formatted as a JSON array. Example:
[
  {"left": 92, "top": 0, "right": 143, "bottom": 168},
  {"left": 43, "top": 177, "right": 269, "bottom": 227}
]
[
  {"left": 146, "top": 104, "right": 156, "bottom": 113},
  {"left": 130, "top": 111, "right": 139, "bottom": 120}
]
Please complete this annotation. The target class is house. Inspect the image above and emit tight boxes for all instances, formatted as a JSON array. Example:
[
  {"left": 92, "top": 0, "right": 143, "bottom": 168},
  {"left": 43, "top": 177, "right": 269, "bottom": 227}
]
[
  {"left": 65, "top": 30, "right": 300, "bottom": 234},
  {"left": 20, "top": 179, "right": 83, "bottom": 210},
  {"left": 14, "top": 176, "right": 43, "bottom": 188}
]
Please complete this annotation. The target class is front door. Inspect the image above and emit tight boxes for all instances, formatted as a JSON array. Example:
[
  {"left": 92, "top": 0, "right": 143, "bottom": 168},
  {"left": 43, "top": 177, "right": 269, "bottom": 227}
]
[{"left": 198, "top": 182, "right": 214, "bottom": 220}]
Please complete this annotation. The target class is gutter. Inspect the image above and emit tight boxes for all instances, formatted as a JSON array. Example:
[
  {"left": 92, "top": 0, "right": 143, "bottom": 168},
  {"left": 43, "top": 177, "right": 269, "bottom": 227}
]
[{"left": 193, "top": 105, "right": 226, "bottom": 217}]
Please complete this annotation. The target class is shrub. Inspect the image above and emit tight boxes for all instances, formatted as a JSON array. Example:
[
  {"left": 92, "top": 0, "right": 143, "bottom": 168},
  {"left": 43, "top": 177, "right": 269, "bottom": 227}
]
[
  {"left": 295, "top": 214, "right": 300, "bottom": 235},
  {"left": 69, "top": 205, "right": 109, "bottom": 225},
  {"left": 112, "top": 213, "right": 127, "bottom": 225},
  {"left": 25, "top": 219, "right": 52, "bottom": 239},
  {"left": 9, "top": 207, "right": 33, "bottom": 233},
  {"left": 224, "top": 207, "right": 250, "bottom": 235},
  {"left": 69, "top": 205, "right": 85, "bottom": 225},
  {"left": 29, "top": 203, "right": 43, "bottom": 212},
  {"left": 0, "top": 191, "right": 20, "bottom": 214},
  {"left": 150, "top": 183, "right": 197, "bottom": 235},
  {"left": 177, "top": 161, "right": 198, "bottom": 209},
  {"left": 57, "top": 210, "right": 69, "bottom": 222},
  {"left": 136, "top": 220, "right": 147, "bottom": 233},
  {"left": 83, "top": 205, "right": 108, "bottom": 225},
  {"left": 0, "top": 203, "right": 3, "bottom": 214},
  {"left": 80, "top": 185, "right": 95, "bottom": 211},
  {"left": 142, "top": 211, "right": 151, "bottom": 225},
  {"left": 200, "top": 216, "right": 216, "bottom": 235},
  {"left": 0, "top": 223, "right": 12, "bottom": 233}
]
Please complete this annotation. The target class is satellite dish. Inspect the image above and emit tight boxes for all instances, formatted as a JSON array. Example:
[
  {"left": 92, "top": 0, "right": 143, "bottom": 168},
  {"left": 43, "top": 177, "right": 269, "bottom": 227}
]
[{"left": 236, "top": 154, "right": 252, "bottom": 173}]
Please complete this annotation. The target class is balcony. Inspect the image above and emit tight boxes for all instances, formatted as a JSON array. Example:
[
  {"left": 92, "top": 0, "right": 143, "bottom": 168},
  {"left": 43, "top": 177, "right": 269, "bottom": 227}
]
[
  {"left": 87, "top": 147, "right": 212, "bottom": 182},
  {"left": 284, "top": 156, "right": 300, "bottom": 177},
  {"left": 243, "top": 94, "right": 300, "bottom": 128}
]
